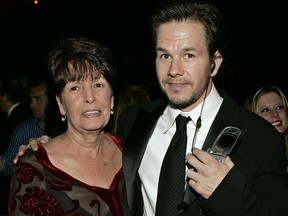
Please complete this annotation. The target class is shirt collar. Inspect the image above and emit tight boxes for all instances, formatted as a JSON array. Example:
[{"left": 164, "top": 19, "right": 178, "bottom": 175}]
[{"left": 7, "top": 103, "right": 20, "bottom": 117}]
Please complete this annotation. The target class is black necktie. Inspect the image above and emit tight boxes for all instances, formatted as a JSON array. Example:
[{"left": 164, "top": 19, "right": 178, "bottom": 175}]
[{"left": 156, "top": 114, "right": 191, "bottom": 216}]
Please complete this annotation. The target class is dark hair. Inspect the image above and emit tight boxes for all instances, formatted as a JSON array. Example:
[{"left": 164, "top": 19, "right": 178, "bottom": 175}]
[
  {"left": 151, "top": 1, "right": 226, "bottom": 57},
  {"left": 0, "top": 78, "right": 28, "bottom": 104},
  {"left": 46, "top": 37, "right": 117, "bottom": 96}
]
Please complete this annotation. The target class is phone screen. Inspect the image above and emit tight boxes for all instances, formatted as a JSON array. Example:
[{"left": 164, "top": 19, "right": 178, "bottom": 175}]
[
  {"left": 216, "top": 134, "right": 237, "bottom": 151},
  {"left": 207, "top": 126, "right": 242, "bottom": 161}
]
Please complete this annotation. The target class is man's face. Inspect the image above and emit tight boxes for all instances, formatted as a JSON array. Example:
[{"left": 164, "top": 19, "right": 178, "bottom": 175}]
[
  {"left": 155, "top": 20, "right": 214, "bottom": 112},
  {"left": 29, "top": 84, "right": 49, "bottom": 121}
]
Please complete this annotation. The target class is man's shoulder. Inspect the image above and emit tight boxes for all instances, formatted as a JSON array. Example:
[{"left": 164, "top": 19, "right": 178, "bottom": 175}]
[
  {"left": 18, "top": 116, "right": 39, "bottom": 126},
  {"left": 9, "top": 103, "right": 32, "bottom": 120}
]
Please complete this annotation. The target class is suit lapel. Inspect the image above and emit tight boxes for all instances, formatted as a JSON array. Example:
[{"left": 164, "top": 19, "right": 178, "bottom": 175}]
[
  {"left": 202, "top": 114, "right": 224, "bottom": 151},
  {"left": 123, "top": 101, "right": 167, "bottom": 214}
]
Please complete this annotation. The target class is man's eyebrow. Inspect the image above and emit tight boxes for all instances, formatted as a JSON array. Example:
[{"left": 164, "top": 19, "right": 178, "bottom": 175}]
[
  {"left": 156, "top": 46, "right": 197, "bottom": 52},
  {"left": 183, "top": 47, "right": 196, "bottom": 52},
  {"left": 156, "top": 47, "right": 167, "bottom": 53}
]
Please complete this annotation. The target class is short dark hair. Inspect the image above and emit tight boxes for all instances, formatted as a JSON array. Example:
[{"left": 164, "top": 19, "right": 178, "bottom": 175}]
[
  {"left": 151, "top": 1, "right": 226, "bottom": 57},
  {"left": 46, "top": 37, "right": 117, "bottom": 96}
]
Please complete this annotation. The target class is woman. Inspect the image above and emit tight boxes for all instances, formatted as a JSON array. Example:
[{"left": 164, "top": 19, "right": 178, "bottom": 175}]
[
  {"left": 111, "top": 84, "right": 151, "bottom": 134},
  {"left": 9, "top": 37, "right": 130, "bottom": 215},
  {"left": 246, "top": 85, "right": 288, "bottom": 159}
]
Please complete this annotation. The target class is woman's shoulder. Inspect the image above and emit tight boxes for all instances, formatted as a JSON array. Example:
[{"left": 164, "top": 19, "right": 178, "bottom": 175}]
[
  {"left": 17, "top": 144, "right": 47, "bottom": 167},
  {"left": 105, "top": 132, "right": 123, "bottom": 151}
]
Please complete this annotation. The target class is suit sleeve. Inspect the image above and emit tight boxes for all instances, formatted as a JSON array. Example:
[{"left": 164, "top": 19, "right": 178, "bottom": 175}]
[{"left": 203, "top": 132, "right": 288, "bottom": 216}]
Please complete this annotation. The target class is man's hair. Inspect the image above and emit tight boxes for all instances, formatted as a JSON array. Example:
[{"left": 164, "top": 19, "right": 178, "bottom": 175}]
[
  {"left": 0, "top": 78, "right": 28, "bottom": 104},
  {"left": 151, "top": 1, "right": 226, "bottom": 58}
]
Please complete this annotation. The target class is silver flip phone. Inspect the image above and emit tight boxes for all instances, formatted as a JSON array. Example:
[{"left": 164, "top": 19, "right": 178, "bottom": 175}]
[{"left": 207, "top": 126, "right": 242, "bottom": 162}]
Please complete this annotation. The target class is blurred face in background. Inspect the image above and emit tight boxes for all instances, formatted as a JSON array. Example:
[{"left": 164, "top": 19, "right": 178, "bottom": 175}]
[
  {"left": 29, "top": 84, "right": 49, "bottom": 122},
  {"left": 257, "top": 92, "right": 288, "bottom": 134}
]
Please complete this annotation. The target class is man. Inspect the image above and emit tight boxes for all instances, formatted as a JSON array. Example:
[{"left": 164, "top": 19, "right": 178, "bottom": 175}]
[
  {"left": 0, "top": 78, "right": 32, "bottom": 153},
  {"left": 0, "top": 78, "right": 32, "bottom": 215},
  {"left": 117, "top": 1, "right": 288, "bottom": 216},
  {"left": 0, "top": 81, "right": 49, "bottom": 176},
  {"left": 16, "top": 1, "right": 288, "bottom": 215}
]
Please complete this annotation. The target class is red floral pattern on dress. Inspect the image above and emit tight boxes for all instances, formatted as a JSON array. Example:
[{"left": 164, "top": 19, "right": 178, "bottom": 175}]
[
  {"left": 48, "top": 180, "right": 73, "bottom": 191},
  {"left": 9, "top": 137, "right": 126, "bottom": 216},
  {"left": 19, "top": 186, "right": 64, "bottom": 215},
  {"left": 15, "top": 162, "right": 44, "bottom": 183}
]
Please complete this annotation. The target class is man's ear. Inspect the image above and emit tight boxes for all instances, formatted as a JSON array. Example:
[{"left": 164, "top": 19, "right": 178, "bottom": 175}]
[{"left": 210, "top": 51, "right": 223, "bottom": 77}]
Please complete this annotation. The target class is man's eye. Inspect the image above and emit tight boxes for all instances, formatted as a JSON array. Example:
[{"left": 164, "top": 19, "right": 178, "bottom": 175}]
[
  {"left": 185, "top": 53, "right": 194, "bottom": 58},
  {"left": 160, "top": 54, "right": 170, "bottom": 60}
]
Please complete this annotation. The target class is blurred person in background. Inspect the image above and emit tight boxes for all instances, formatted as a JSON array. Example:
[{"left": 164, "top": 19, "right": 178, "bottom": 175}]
[
  {"left": 110, "top": 84, "right": 151, "bottom": 134},
  {"left": 0, "top": 78, "right": 32, "bottom": 215},
  {"left": 0, "top": 78, "right": 66, "bottom": 177},
  {"left": 246, "top": 85, "right": 288, "bottom": 160}
]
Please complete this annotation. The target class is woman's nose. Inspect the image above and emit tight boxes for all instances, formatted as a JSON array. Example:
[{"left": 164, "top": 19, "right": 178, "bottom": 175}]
[
  {"left": 85, "top": 89, "right": 96, "bottom": 104},
  {"left": 270, "top": 109, "right": 279, "bottom": 117}
]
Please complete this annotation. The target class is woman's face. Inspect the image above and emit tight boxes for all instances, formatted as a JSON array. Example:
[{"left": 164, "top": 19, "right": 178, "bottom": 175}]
[
  {"left": 57, "top": 75, "right": 114, "bottom": 134},
  {"left": 257, "top": 92, "right": 288, "bottom": 134}
]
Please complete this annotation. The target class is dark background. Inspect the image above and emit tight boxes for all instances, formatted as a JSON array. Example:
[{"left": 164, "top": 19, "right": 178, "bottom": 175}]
[{"left": 0, "top": 0, "right": 287, "bottom": 105}]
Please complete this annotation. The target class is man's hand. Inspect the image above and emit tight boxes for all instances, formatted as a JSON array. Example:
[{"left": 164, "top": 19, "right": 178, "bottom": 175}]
[
  {"left": 13, "top": 135, "right": 51, "bottom": 164},
  {"left": 185, "top": 147, "right": 234, "bottom": 199}
]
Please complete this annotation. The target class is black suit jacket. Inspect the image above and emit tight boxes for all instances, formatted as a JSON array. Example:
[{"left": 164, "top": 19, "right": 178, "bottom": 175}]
[
  {"left": 118, "top": 89, "right": 288, "bottom": 216},
  {"left": 0, "top": 103, "right": 32, "bottom": 154}
]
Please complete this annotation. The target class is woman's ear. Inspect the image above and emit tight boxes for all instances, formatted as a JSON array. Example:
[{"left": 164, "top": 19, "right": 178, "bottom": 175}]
[
  {"left": 111, "top": 95, "right": 114, "bottom": 111},
  {"left": 56, "top": 95, "right": 66, "bottom": 115}
]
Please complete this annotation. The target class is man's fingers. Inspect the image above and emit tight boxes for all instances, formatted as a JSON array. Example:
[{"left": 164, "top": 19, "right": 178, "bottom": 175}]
[
  {"left": 13, "top": 145, "right": 28, "bottom": 164},
  {"left": 39, "top": 135, "right": 51, "bottom": 143},
  {"left": 14, "top": 136, "right": 51, "bottom": 165},
  {"left": 28, "top": 138, "right": 40, "bottom": 150}
]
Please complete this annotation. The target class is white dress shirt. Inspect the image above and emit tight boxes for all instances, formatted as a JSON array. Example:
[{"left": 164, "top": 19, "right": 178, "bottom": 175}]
[{"left": 138, "top": 84, "right": 223, "bottom": 215}]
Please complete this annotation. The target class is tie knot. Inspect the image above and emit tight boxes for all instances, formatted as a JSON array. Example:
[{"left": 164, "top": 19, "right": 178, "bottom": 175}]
[{"left": 175, "top": 115, "right": 191, "bottom": 132}]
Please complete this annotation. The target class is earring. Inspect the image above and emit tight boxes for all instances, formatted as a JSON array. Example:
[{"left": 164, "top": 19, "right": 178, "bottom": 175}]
[
  {"left": 110, "top": 109, "right": 114, "bottom": 114},
  {"left": 61, "top": 114, "right": 67, "bottom": 121}
]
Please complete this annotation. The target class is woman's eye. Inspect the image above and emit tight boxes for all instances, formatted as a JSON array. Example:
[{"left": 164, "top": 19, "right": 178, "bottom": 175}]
[
  {"left": 260, "top": 108, "right": 269, "bottom": 113},
  {"left": 70, "top": 86, "right": 79, "bottom": 91},
  {"left": 95, "top": 83, "right": 104, "bottom": 88},
  {"left": 276, "top": 105, "right": 284, "bottom": 111}
]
